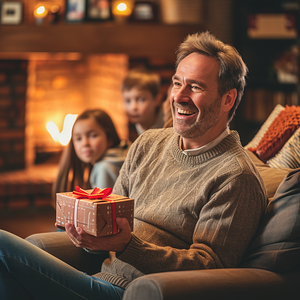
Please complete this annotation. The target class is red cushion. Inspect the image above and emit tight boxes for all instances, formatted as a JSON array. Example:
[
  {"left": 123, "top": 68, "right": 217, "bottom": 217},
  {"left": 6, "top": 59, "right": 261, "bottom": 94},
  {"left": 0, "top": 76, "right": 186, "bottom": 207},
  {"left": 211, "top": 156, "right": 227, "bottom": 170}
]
[{"left": 254, "top": 105, "right": 300, "bottom": 162}]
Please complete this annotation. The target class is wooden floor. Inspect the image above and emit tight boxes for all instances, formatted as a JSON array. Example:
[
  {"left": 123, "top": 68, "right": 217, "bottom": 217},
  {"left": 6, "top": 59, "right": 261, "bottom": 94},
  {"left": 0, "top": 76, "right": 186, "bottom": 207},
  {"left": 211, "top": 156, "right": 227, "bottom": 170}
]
[{"left": 0, "top": 207, "right": 57, "bottom": 239}]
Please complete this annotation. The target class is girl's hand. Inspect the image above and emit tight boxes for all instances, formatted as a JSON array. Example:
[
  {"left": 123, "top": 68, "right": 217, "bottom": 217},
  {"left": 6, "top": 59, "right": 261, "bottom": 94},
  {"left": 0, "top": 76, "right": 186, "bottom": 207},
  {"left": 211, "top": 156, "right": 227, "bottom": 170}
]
[{"left": 64, "top": 217, "right": 132, "bottom": 253}]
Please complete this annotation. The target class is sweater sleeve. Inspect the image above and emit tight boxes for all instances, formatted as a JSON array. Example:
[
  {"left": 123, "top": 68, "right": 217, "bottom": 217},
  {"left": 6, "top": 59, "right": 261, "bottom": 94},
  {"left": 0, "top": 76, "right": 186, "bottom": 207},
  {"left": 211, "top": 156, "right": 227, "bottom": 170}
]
[
  {"left": 117, "top": 173, "right": 266, "bottom": 274},
  {"left": 113, "top": 136, "right": 141, "bottom": 197}
]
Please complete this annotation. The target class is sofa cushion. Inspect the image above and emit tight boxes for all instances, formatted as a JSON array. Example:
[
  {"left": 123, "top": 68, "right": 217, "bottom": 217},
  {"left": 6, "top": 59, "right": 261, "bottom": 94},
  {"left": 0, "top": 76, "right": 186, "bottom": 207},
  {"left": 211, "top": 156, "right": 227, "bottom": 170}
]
[
  {"left": 254, "top": 106, "right": 300, "bottom": 162},
  {"left": 246, "top": 150, "right": 290, "bottom": 199},
  {"left": 240, "top": 168, "right": 300, "bottom": 273},
  {"left": 267, "top": 127, "right": 300, "bottom": 169},
  {"left": 245, "top": 104, "right": 285, "bottom": 151}
]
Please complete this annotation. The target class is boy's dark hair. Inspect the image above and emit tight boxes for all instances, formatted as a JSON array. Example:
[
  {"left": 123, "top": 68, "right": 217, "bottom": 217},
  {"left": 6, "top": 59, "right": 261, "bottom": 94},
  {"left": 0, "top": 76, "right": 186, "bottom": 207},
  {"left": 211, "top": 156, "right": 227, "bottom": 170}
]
[
  {"left": 176, "top": 31, "right": 248, "bottom": 123},
  {"left": 122, "top": 68, "right": 161, "bottom": 98}
]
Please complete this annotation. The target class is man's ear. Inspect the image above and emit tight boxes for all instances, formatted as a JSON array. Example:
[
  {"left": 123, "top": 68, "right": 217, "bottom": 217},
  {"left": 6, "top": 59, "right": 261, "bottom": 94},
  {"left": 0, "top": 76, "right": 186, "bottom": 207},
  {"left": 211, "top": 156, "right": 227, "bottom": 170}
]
[{"left": 222, "top": 88, "right": 237, "bottom": 112}]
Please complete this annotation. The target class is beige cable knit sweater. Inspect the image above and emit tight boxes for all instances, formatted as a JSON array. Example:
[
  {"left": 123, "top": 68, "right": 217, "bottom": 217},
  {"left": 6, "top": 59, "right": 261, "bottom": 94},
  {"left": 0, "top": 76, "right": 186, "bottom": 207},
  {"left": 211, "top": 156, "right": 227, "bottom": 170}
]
[{"left": 94, "top": 128, "right": 267, "bottom": 289}]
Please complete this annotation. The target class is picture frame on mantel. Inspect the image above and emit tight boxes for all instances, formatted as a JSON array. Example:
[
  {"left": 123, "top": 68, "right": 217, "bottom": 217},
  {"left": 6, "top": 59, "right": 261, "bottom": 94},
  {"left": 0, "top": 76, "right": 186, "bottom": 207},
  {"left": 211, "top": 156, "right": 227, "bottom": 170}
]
[
  {"left": 130, "top": 1, "right": 158, "bottom": 22},
  {"left": 86, "top": 0, "right": 113, "bottom": 21},
  {"left": 0, "top": 1, "right": 23, "bottom": 25},
  {"left": 65, "top": 0, "right": 86, "bottom": 22}
]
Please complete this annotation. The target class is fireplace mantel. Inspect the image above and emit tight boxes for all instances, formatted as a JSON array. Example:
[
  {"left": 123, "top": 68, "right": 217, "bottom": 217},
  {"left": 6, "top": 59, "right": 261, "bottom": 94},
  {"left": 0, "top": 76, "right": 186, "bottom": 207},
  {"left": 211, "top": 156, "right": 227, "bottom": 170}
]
[{"left": 0, "top": 23, "right": 204, "bottom": 58}]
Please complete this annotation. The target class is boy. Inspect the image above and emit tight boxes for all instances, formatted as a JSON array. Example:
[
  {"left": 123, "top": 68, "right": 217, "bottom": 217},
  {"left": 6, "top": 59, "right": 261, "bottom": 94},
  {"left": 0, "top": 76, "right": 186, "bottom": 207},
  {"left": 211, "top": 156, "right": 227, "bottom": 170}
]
[{"left": 122, "top": 68, "right": 164, "bottom": 142}]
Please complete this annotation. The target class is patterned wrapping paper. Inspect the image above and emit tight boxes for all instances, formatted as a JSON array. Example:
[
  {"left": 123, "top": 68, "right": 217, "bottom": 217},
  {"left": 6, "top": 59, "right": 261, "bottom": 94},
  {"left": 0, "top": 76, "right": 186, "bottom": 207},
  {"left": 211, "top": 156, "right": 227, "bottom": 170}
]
[{"left": 56, "top": 190, "right": 134, "bottom": 237}]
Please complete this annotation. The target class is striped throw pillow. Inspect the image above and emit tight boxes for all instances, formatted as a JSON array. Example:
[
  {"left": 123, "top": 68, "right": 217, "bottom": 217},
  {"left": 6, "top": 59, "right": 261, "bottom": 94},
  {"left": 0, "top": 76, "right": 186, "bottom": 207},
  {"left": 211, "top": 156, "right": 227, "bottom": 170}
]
[{"left": 268, "top": 127, "right": 300, "bottom": 169}]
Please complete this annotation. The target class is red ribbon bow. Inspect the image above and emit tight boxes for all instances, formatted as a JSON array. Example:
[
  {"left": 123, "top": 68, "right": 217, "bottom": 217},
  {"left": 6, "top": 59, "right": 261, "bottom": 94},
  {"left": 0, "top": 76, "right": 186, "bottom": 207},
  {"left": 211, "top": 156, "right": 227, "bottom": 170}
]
[
  {"left": 73, "top": 186, "right": 112, "bottom": 199},
  {"left": 72, "top": 186, "right": 117, "bottom": 234}
]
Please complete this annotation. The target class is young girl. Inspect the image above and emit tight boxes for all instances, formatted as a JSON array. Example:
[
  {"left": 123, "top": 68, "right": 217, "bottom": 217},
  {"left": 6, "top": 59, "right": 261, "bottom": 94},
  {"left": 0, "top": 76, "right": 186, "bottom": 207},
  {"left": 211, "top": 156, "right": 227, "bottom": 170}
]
[{"left": 52, "top": 109, "right": 130, "bottom": 206}]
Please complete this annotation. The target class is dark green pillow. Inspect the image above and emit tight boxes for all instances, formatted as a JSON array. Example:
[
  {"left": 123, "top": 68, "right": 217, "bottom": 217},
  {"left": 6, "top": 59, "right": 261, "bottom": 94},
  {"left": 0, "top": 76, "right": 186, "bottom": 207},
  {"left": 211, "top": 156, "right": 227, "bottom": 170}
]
[{"left": 240, "top": 168, "right": 300, "bottom": 272}]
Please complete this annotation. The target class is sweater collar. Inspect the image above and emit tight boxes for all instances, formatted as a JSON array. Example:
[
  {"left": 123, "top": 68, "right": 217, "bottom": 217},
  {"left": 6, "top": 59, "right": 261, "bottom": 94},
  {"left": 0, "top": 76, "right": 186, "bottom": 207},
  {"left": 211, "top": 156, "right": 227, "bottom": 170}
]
[
  {"left": 171, "top": 130, "right": 241, "bottom": 166},
  {"left": 180, "top": 127, "right": 230, "bottom": 156}
]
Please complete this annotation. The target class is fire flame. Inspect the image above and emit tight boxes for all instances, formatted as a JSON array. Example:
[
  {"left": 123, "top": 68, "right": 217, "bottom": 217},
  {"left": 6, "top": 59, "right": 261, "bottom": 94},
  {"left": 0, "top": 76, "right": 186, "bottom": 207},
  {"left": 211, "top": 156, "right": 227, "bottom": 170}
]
[{"left": 46, "top": 114, "right": 78, "bottom": 146}]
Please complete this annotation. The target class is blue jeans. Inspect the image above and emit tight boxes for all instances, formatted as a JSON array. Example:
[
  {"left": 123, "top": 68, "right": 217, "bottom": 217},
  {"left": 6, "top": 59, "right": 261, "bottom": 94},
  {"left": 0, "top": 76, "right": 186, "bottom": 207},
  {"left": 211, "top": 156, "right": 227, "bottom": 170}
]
[{"left": 0, "top": 230, "right": 124, "bottom": 300}]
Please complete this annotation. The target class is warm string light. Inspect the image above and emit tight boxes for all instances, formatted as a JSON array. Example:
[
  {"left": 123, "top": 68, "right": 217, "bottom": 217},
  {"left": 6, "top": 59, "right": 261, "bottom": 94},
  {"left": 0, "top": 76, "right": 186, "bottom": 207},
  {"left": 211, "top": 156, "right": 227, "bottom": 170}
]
[
  {"left": 117, "top": 3, "right": 127, "bottom": 12},
  {"left": 33, "top": 5, "right": 49, "bottom": 24},
  {"left": 33, "top": 4, "right": 60, "bottom": 24},
  {"left": 112, "top": 1, "right": 133, "bottom": 18},
  {"left": 37, "top": 6, "right": 45, "bottom": 14},
  {"left": 34, "top": 5, "right": 48, "bottom": 18}
]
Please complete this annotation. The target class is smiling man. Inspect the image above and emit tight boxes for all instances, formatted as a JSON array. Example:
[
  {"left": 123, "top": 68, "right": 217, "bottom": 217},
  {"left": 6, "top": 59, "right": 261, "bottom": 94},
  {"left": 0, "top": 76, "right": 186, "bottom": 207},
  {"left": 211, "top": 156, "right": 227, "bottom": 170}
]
[
  {"left": 0, "top": 31, "right": 268, "bottom": 300},
  {"left": 94, "top": 31, "right": 267, "bottom": 289},
  {"left": 64, "top": 31, "right": 267, "bottom": 293}
]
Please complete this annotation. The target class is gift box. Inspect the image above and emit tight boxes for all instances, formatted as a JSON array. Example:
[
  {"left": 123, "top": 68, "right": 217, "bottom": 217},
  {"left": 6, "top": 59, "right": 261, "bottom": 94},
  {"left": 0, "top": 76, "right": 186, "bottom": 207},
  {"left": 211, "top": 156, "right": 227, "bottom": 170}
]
[{"left": 56, "top": 187, "right": 134, "bottom": 237}]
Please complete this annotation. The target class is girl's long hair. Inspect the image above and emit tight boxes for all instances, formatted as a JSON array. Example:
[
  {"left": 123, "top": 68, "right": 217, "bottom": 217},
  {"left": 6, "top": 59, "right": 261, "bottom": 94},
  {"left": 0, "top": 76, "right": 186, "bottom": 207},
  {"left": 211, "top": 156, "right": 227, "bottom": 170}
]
[{"left": 51, "top": 109, "right": 120, "bottom": 207}]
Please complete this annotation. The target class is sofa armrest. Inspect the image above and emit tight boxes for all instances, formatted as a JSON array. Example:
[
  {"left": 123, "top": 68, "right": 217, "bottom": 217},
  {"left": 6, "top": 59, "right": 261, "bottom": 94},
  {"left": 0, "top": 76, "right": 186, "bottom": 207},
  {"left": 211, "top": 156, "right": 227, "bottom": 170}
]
[
  {"left": 25, "top": 232, "right": 108, "bottom": 275},
  {"left": 123, "top": 267, "right": 300, "bottom": 300}
]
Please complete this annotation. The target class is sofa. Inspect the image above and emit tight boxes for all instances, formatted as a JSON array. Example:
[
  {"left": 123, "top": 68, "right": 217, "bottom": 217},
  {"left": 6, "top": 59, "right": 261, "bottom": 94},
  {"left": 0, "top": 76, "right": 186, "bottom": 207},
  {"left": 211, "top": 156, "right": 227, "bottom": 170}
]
[{"left": 25, "top": 147, "right": 300, "bottom": 300}]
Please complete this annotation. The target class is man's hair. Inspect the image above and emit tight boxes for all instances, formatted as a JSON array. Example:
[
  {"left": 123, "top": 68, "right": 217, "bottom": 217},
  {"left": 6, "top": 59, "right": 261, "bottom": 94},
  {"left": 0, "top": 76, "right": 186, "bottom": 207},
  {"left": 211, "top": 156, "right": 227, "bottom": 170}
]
[
  {"left": 122, "top": 68, "right": 161, "bottom": 98},
  {"left": 176, "top": 31, "right": 248, "bottom": 123}
]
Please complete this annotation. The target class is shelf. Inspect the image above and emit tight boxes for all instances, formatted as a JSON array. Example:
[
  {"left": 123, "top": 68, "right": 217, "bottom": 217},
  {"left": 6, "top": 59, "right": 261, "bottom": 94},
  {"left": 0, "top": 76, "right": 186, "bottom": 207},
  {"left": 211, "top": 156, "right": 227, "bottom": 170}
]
[
  {"left": 233, "top": 0, "right": 300, "bottom": 145},
  {"left": 0, "top": 23, "right": 204, "bottom": 58},
  {"left": 246, "top": 79, "right": 298, "bottom": 91}
]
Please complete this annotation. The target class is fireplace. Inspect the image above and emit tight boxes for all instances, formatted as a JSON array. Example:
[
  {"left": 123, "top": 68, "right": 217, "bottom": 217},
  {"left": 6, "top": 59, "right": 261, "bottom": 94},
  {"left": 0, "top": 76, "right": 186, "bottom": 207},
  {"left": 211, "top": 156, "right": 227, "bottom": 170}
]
[
  {"left": 25, "top": 53, "right": 129, "bottom": 167},
  {"left": 0, "top": 53, "right": 130, "bottom": 172}
]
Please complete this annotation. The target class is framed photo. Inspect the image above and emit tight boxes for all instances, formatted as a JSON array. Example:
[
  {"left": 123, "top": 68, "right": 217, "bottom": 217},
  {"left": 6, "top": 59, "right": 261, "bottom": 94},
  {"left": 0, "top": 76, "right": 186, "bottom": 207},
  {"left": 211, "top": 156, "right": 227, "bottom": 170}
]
[
  {"left": 86, "top": 0, "right": 113, "bottom": 21},
  {"left": 0, "top": 1, "right": 23, "bottom": 25},
  {"left": 130, "top": 1, "right": 158, "bottom": 22},
  {"left": 65, "top": 0, "right": 86, "bottom": 22}
]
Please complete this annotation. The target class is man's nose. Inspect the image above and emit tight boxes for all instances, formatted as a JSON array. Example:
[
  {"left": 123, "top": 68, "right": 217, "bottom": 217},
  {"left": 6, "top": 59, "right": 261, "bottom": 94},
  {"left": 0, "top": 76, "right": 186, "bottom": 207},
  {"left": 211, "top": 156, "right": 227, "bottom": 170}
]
[{"left": 173, "top": 86, "right": 190, "bottom": 103}]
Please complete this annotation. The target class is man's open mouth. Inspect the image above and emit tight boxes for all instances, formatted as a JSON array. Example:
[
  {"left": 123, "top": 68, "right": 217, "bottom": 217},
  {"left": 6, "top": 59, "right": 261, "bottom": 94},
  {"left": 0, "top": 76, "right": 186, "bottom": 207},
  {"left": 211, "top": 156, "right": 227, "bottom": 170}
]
[{"left": 177, "top": 108, "right": 195, "bottom": 116}]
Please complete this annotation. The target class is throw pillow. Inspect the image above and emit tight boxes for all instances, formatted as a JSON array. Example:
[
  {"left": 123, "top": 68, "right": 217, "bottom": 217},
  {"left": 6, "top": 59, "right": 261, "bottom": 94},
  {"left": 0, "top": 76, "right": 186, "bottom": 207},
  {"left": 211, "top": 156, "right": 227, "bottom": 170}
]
[
  {"left": 245, "top": 104, "right": 285, "bottom": 150},
  {"left": 240, "top": 168, "right": 300, "bottom": 273},
  {"left": 254, "top": 105, "right": 300, "bottom": 162},
  {"left": 267, "top": 127, "right": 300, "bottom": 169},
  {"left": 246, "top": 150, "right": 290, "bottom": 199}
]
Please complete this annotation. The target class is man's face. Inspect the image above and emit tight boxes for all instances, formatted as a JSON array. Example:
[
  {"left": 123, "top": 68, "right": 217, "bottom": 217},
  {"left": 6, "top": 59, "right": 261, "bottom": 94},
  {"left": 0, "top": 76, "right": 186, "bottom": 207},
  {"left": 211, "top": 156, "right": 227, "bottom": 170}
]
[{"left": 170, "top": 52, "right": 225, "bottom": 148}]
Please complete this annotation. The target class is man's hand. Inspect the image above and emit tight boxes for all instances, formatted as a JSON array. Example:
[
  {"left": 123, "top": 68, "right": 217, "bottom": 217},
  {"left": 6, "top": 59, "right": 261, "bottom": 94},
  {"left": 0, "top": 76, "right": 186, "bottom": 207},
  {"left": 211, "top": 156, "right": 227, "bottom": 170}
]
[{"left": 64, "top": 217, "right": 132, "bottom": 253}]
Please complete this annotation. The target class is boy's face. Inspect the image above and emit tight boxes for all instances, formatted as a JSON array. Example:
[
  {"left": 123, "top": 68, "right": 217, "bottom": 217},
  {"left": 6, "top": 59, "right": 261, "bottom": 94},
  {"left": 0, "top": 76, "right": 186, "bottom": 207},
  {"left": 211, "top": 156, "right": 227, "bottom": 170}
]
[{"left": 122, "top": 87, "right": 159, "bottom": 130}]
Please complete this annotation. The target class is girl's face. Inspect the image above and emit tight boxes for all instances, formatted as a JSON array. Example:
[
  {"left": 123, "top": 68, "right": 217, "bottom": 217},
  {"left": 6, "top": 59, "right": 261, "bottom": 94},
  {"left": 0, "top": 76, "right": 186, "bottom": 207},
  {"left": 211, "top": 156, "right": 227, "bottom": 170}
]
[{"left": 72, "top": 118, "right": 111, "bottom": 165}]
